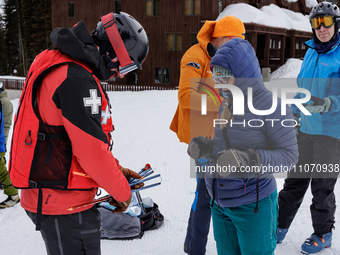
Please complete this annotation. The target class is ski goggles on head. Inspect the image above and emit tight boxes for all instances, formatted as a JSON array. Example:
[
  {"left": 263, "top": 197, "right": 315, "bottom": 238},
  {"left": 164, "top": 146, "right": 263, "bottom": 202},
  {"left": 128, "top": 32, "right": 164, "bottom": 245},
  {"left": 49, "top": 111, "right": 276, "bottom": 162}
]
[{"left": 311, "top": 16, "right": 335, "bottom": 30}]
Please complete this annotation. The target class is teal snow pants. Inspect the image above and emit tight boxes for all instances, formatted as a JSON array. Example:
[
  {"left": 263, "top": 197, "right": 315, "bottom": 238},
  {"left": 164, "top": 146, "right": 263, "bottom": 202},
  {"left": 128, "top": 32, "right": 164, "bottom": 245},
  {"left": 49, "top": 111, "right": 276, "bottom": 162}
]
[{"left": 211, "top": 190, "right": 278, "bottom": 255}]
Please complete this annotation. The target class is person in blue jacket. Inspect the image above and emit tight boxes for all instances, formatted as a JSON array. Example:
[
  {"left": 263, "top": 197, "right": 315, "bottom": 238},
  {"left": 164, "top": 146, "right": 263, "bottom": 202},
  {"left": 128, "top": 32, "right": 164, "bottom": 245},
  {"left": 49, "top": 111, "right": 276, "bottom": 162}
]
[
  {"left": 187, "top": 38, "right": 298, "bottom": 255},
  {"left": 277, "top": 2, "right": 340, "bottom": 254}
]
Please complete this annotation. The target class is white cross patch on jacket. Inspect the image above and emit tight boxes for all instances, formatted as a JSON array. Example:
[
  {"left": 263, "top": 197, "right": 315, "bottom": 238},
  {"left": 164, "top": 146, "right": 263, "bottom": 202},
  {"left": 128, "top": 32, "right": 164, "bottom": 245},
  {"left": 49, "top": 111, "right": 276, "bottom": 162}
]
[
  {"left": 101, "top": 105, "right": 111, "bottom": 125},
  {"left": 83, "top": 89, "right": 101, "bottom": 114}
]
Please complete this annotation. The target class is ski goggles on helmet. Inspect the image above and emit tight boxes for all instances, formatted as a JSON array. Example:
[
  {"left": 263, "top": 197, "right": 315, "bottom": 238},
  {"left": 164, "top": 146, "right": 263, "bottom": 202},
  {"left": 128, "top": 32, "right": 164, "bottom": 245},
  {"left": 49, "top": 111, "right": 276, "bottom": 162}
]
[{"left": 311, "top": 16, "right": 335, "bottom": 30}]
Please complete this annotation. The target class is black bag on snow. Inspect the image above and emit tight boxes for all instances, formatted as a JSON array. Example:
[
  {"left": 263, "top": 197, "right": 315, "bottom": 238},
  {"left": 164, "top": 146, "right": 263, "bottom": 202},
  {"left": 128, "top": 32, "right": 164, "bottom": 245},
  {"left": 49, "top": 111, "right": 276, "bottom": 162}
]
[
  {"left": 98, "top": 202, "right": 164, "bottom": 240},
  {"left": 140, "top": 203, "right": 164, "bottom": 231}
]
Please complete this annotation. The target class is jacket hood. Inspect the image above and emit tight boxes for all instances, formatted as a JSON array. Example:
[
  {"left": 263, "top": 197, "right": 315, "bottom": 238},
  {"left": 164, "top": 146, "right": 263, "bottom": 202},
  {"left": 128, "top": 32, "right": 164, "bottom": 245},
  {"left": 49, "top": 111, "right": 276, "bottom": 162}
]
[
  {"left": 0, "top": 89, "right": 8, "bottom": 99},
  {"left": 210, "top": 38, "right": 263, "bottom": 95},
  {"left": 197, "top": 21, "right": 217, "bottom": 58},
  {"left": 50, "top": 20, "right": 114, "bottom": 81},
  {"left": 305, "top": 35, "right": 340, "bottom": 53}
]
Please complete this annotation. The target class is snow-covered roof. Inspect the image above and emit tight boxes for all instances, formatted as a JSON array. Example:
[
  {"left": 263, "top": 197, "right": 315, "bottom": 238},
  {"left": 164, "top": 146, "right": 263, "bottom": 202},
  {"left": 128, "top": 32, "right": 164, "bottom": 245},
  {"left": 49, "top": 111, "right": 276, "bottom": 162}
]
[
  {"left": 0, "top": 76, "right": 25, "bottom": 80},
  {"left": 286, "top": 0, "right": 318, "bottom": 7},
  {"left": 305, "top": 0, "right": 318, "bottom": 8},
  {"left": 216, "top": 3, "right": 317, "bottom": 33}
]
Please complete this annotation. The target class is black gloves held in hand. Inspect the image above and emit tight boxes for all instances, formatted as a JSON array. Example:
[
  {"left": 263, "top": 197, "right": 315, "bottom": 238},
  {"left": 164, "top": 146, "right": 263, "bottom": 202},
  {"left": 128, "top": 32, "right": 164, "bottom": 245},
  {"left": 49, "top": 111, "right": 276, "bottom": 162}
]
[
  {"left": 187, "top": 136, "right": 213, "bottom": 160},
  {"left": 216, "top": 148, "right": 261, "bottom": 177}
]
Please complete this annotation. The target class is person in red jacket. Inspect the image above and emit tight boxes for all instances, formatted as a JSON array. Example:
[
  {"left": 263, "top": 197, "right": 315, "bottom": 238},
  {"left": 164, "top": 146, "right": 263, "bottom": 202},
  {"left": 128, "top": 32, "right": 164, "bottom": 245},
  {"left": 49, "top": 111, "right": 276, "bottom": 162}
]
[{"left": 9, "top": 12, "right": 148, "bottom": 255}]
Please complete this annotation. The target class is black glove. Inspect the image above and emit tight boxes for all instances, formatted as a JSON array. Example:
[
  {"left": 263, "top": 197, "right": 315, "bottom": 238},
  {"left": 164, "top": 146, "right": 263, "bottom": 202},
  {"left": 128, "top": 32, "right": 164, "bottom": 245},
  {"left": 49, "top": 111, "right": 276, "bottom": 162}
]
[
  {"left": 109, "top": 193, "right": 132, "bottom": 213},
  {"left": 216, "top": 148, "right": 261, "bottom": 177},
  {"left": 304, "top": 96, "right": 332, "bottom": 113},
  {"left": 187, "top": 136, "right": 213, "bottom": 160}
]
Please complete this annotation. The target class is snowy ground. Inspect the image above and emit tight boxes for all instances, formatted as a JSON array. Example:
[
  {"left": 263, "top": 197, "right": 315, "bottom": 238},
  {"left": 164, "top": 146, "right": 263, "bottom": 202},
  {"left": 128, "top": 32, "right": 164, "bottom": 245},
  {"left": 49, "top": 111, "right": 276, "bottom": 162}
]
[{"left": 1, "top": 60, "right": 339, "bottom": 255}]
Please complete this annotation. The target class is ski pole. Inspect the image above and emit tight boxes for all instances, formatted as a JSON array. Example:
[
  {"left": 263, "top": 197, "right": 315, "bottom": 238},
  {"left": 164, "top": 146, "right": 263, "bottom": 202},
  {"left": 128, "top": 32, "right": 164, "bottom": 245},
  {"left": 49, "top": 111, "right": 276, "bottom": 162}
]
[
  {"left": 137, "top": 163, "right": 151, "bottom": 175},
  {"left": 130, "top": 164, "right": 152, "bottom": 183},
  {"left": 129, "top": 174, "right": 160, "bottom": 187},
  {"left": 67, "top": 195, "right": 112, "bottom": 212},
  {"left": 67, "top": 182, "right": 161, "bottom": 212},
  {"left": 141, "top": 169, "right": 154, "bottom": 179},
  {"left": 140, "top": 167, "right": 153, "bottom": 177},
  {"left": 129, "top": 170, "right": 154, "bottom": 185},
  {"left": 135, "top": 191, "right": 146, "bottom": 214},
  {"left": 131, "top": 182, "right": 161, "bottom": 193}
]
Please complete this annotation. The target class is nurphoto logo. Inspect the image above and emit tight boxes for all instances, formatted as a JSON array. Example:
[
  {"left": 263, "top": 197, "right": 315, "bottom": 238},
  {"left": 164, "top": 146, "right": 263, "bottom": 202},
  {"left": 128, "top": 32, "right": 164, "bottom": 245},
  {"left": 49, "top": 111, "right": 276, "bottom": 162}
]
[{"left": 200, "top": 83, "right": 312, "bottom": 128}]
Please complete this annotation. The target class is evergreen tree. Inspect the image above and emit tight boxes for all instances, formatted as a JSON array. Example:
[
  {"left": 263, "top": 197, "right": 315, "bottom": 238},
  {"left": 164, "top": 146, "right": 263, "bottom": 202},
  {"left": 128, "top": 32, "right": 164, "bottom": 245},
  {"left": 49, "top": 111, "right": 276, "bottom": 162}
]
[
  {"left": 2, "top": 0, "right": 51, "bottom": 76},
  {"left": 22, "top": 0, "right": 52, "bottom": 71},
  {"left": 3, "top": 0, "right": 21, "bottom": 75},
  {"left": 0, "top": 12, "right": 8, "bottom": 75}
]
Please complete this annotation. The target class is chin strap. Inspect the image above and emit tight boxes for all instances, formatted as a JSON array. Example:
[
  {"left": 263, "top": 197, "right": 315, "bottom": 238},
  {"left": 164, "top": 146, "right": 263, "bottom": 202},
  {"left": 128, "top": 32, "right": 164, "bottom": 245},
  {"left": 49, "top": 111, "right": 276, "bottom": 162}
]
[{"left": 101, "top": 13, "right": 137, "bottom": 75}]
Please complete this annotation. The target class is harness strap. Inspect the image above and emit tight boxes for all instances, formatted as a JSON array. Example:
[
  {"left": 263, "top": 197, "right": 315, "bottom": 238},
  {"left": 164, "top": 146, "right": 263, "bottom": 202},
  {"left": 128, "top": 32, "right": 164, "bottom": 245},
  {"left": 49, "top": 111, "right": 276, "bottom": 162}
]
[
  {"left": 101, "top": 13, "right": 137, "bottom": 74},
  {"left": 222, "top": 128, "right": 232, "bottom": 149},
  {"left": 247, "top": 149, "right": 260, "bottom": 214},
  {"left": 210, "top": 178, "right": 216, "bottom": 208},
  {"left": 36, "top": 187, "right": 43, "bottom": 231},
  {"left": 30, "top": 179, "right": 68, "bottom": 231}
]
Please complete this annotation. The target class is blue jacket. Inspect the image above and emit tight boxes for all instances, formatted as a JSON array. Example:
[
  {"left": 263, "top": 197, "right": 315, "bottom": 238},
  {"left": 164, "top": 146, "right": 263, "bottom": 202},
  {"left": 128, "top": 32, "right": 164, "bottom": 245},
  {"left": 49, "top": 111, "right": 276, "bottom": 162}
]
[
  {"left": 0, "top": 103, "right": 6, "bottom": 153},
  {"left": 292, "top": 36, "right": 340, "bottom": 139},
  {"left": 205, "top": 38, "right": 298, "bottom": 208}
]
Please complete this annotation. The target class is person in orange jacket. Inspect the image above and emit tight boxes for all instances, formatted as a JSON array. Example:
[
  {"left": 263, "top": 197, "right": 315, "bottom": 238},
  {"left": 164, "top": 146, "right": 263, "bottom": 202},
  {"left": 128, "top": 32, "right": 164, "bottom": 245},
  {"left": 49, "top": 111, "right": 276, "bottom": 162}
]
[{"left": 170, "top": 15, "right": 245, "bottom": 255}]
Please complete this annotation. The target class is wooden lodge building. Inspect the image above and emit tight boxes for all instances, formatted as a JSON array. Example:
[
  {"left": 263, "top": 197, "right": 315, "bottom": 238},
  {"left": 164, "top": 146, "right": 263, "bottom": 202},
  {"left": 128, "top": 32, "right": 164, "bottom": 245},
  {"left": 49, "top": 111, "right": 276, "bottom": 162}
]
[{"left": 51, "top": 0, "right": 316, "bottom": 90}]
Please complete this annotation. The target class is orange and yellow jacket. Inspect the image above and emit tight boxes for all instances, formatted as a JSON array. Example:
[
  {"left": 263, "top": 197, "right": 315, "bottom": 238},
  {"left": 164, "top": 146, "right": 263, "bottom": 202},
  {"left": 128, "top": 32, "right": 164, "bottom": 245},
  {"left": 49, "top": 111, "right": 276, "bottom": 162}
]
[{"left": 170, "top": 21, "right": 222, "bottom": 144}]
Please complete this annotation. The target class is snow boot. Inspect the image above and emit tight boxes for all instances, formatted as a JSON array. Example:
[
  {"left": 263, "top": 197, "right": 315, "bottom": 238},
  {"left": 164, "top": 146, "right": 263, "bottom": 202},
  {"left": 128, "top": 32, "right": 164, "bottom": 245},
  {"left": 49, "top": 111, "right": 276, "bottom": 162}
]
[
  {"left": 301, "top": 232, "right": 332, "bottom": 254},
  {"left": 0, "top": 194, "right": 20, "bottom": 209},
  {"left": 277, "top": 228, "right": 288, "bottom": 244}
]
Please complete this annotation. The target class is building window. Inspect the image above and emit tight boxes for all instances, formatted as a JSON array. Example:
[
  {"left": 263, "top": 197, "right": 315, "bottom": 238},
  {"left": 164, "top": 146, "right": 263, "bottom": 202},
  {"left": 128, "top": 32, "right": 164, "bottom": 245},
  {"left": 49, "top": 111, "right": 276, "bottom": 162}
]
[
  {"left": 278, "top": 40, "right": 281, "bottom": 49},
  {"left": 184, "top": 0, "right": 200, "bottom": 16},
  {"left": 270, "top": 37, "right": 276, "bottom": 49},
  {"left": 244, "top": 34, "right": 249, "bottom": 41},
  {"left": 302, "top": 42, "right": 306, "bottom": 50},
  {"left": 166, "top": 33, "right": 182, "bottom": 51},
  {"left": 219, "top": 0, "right": 223, "bottom": 13},
  {"left": 115, "top": 0, "right": 121, "bottom": 13},
  {"left": 145, "top": 0, "right": 160, "bottom": 16},
  {"left": 296, "top": 40, "right": 300, "bottom": 50},
  {"left": 68, "top": 2, "right": 74, "bottom": 17},
  {"left": 154, "top": 67, "right": 170, "bottom": 84},
  {"left": 190, "top": 33, "right": 198, "bottom": 46}
]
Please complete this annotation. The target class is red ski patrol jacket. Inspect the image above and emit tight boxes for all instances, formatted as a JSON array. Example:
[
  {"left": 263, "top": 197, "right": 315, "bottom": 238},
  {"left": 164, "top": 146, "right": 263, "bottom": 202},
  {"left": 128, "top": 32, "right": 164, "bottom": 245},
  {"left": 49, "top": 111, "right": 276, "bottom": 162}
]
[{"left": 9, "top": 22, "right": 131, "bottom": 215}]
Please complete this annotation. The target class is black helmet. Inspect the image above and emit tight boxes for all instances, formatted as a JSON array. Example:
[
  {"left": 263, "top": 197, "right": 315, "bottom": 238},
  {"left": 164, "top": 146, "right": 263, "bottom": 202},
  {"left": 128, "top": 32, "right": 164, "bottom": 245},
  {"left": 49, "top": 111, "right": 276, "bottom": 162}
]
[
  {"left": 92, "top": 12, "right": 149, "bottom": 71},
  {"left": 310, "top": 1, "right": 340, "bottom": 27}
]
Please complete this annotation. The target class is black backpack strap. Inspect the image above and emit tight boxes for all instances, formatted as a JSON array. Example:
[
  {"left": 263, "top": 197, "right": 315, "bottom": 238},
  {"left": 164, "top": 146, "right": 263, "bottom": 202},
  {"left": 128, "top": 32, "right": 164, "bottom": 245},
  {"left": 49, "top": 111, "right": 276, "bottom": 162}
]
[
  {"left": 222, "top": 127, "right": 232, "bottom": 149},
  {"left": 28, "top": 181, "right": 44, "bottom": 231},
  {"left": 210, "top": 127, "right": 232, "bottom": 208}
]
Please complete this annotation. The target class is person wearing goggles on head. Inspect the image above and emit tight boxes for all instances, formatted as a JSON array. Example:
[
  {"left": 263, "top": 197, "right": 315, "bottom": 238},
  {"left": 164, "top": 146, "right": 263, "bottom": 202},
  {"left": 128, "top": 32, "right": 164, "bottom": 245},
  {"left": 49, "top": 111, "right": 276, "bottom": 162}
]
[
  {"left": 9, "top": 11, "right": 148, "bottom": 255},
  {"left": 277, "top": 2, "right": 340, "bottom": 254}
]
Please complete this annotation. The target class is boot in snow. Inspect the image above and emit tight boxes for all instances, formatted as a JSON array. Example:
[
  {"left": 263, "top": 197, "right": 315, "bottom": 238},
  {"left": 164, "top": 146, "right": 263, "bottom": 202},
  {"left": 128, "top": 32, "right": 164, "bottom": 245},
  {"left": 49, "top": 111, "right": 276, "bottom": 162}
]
[
  {"left": 277, "top": 228, "right": 288, "bottom": 244},
  {"left": 0, "top": 194, "right": 20, "bottom": 209},
  {"left": 301, "top": 232, "right": 332, "bottom": 254}
]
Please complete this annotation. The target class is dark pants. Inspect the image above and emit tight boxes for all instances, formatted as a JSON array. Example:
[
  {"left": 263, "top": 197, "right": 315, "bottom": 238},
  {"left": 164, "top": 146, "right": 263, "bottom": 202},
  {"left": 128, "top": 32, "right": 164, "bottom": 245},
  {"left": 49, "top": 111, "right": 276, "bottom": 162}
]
[
  {"left": 26, "top": 206, "right": 101, "bottom": 255},
  {"left": 184, "top": 159, "right": 211, "bottom": 255},
  {"left": 278, "top": 132, "right": 340, "bottom": 235}
]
